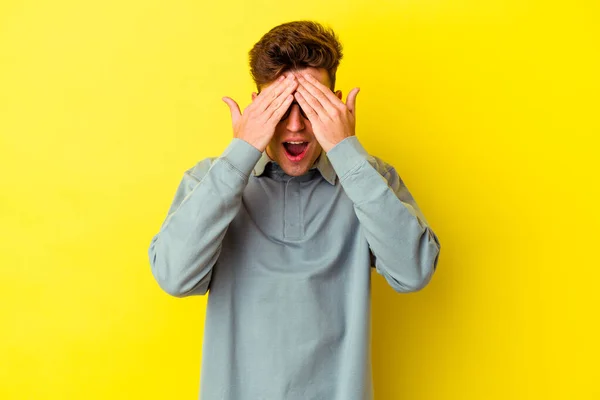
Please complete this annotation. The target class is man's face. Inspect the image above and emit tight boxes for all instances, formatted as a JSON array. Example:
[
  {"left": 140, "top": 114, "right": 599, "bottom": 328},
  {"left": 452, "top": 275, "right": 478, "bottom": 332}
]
[{"left": 251, "top": 67, "right": 343, "bottom": 177}]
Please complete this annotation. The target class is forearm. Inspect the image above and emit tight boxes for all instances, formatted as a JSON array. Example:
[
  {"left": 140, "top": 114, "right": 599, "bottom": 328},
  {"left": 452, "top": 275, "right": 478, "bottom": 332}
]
[
  {"left": 148, "top": 138, "right": 262, "bottom": 297},
  {"left": 327, "top": 136, "right": 441, "bottom": 292}
]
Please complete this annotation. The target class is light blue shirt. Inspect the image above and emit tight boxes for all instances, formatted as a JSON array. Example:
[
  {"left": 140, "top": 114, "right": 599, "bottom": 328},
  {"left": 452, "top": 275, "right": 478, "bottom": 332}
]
[{"left": 148, "top": 136, "right": 441, "bottom": 399}]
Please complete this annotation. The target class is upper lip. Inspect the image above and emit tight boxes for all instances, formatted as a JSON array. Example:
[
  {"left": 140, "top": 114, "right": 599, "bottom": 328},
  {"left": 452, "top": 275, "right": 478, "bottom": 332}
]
[{"left": 282, "top": 139, "right": 309, "bottom": 143}]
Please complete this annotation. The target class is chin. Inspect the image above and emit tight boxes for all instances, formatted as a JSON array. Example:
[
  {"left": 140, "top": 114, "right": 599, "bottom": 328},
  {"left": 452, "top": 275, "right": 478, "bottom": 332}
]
[{"left": 280, "top": 163, "right": 312, "bottom": 177}]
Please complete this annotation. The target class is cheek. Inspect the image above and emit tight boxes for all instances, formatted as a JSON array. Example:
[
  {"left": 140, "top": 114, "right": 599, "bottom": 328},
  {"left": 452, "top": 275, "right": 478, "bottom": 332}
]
[
  {"left": 269, "top": 127, "right": 282, "bottom": 141},
  {"left": 273, "top": 122, "right": 286, "bottom": 135}
]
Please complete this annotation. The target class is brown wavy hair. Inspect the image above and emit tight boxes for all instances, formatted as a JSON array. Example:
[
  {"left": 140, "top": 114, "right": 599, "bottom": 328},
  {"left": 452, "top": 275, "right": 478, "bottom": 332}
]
[{"left": 249, "top": 20, "right": 343, "bottom": 92}]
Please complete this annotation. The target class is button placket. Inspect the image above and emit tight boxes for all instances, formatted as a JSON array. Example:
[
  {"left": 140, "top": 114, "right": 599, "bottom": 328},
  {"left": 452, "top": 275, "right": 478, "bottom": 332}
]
[{"left": 284, "top": 178, "right": 302, "bottom": 239}]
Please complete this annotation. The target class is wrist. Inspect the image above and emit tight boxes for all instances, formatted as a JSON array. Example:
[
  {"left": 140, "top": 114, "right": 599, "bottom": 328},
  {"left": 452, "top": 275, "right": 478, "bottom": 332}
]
[{"left": 236, "top": 136, "right": 266, "bottom": 153}]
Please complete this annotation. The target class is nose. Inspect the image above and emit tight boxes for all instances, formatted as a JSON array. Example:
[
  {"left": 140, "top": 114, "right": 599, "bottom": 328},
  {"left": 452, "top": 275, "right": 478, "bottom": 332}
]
[{"left": 285, "top": 104, "right": 306, "bottom": 132}]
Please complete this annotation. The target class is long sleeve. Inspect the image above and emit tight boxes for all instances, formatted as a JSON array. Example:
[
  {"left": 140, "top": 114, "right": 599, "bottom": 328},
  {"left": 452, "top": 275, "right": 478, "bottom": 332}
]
[
  {"left": 148, "top": 138, "right": 262, "bottom": 297},
  {"left": 326, "top": 136, "right": 441, "bottom": 293}
]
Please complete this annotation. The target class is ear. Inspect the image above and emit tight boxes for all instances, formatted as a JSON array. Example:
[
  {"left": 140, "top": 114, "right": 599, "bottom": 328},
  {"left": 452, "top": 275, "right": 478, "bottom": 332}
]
[{"left": 335, "top": 90, "right": 343, "bottom": 101}]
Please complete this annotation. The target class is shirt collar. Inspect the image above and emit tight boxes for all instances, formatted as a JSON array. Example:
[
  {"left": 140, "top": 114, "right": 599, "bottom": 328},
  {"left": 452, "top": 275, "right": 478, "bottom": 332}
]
[{"left": 252, "top": 149, "right": 337, "bottom": 185}]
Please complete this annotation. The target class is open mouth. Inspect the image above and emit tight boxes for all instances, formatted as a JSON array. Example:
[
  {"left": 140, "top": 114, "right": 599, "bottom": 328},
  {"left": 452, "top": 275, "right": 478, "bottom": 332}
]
[{"left": 283, "top": 141, "right": 309, "bottom": 161}]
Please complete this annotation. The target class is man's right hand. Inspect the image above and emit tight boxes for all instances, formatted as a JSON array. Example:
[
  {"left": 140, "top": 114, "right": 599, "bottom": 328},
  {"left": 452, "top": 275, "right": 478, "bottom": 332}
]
[{"left": 222, "top": 73, "right": 298, "bottom": 152}]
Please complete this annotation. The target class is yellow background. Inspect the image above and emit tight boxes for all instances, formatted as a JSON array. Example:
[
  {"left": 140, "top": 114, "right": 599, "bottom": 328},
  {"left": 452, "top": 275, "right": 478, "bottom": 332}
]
[{"left": 1, "top": 0, "right": 598, "bottom": 398}]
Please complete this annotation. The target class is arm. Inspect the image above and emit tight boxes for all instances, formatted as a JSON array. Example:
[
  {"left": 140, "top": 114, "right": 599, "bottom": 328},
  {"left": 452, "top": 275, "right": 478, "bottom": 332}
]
[
  {"left": 148, "top": 138, "right": 262, "bottom": 297},
  {"left": 327, "top": 136, "right": 441, "bottom": 293}
]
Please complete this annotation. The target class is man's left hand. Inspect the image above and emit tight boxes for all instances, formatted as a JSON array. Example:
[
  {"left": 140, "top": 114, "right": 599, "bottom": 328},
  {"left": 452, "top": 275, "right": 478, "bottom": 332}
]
[{"left": 293, "top": 72, "right": 360, "bottom": 152}]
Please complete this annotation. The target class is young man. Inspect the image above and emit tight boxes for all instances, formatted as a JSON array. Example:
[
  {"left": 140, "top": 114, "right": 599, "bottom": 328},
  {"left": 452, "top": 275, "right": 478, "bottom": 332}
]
[{"left": 148, "top": 20, "right": 441, "bottom": 400}]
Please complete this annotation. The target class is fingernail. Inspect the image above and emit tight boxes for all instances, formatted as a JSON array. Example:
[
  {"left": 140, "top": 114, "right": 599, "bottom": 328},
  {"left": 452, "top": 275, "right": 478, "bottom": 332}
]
[{"left": 279, "top": 75, "right": 285, "bottom": 81}]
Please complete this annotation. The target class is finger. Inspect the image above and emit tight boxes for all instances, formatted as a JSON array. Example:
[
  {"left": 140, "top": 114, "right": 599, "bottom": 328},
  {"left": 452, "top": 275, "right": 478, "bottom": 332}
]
[
  {"left": 295, "top": 75, "right": 338, "bottom": 118},
  {"left": 298, "top": 73, "right": 342, "bottom": 110},
  {"left": 295, "top": 84, "right": 327, "bottom": 119},
  {"left": 265, "top": 79, "right": 299, "bottom": 121},
  {"left": 249, "top": 75, "right": 286, "bottom": 110},
  {"left": 222, "top": 96, "right": 241, "bottom": 126},
  {"left": 267, "top": 94, "right": 295, "bottom": 123},
  {"left": 293, "top": 90, "right": 318, "bottom": 121},
  {"left": 254, "top": 74, "right": 296, "bottom": 112},
  {"left": 346, "top": 88, "right": 360, "bottom": 116}
]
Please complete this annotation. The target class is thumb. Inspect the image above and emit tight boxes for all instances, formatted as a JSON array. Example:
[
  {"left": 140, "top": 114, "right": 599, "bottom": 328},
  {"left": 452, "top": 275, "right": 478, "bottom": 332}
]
[
  {"left": 346, "top": 88, "right": 360, "bottom": 116},
  {"left": 222, "top": 97, "right": 241, "bottom": 126}
]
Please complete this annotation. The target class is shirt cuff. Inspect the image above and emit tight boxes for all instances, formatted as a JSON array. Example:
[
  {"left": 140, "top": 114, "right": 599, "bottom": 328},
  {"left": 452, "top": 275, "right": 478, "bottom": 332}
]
[
  {"left": 220, "top": 138, "right": 263, "bottom": 177},
  {"left": 326, "top": 136, "right": 370, "bottom": 180}
]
